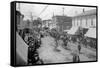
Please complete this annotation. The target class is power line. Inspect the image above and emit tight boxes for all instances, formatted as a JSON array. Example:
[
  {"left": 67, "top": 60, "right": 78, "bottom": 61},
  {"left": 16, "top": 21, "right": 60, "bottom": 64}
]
[
  {"left": 18, "top": 5, "right": 48, "bottom": 20},
  {"left": 38, "top": 5, "right": 48, "bottom": 17}
]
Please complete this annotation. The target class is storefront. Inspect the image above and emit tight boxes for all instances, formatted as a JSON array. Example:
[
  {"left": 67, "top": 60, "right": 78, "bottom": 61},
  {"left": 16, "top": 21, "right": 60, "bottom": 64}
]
[
  {"left": 85, "top": 28, "right": 96, "bottom": 38},
  {"left": 67, "top": 27, "right": 79, "bottom": 42},
  {"left": 67, "top": 27, "right": 79, "bottom": 35},
  {"left": 84, "top": 28, "right": 96, "bottom": 48},
  {"left": 67, "top": 27, "right": 89, "bottom": 43}
]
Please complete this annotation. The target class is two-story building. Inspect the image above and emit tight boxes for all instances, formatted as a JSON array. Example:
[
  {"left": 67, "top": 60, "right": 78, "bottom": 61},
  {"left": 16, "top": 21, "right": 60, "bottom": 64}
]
[
  {"left": 68, "top": 9, "right": 96, "bottom": 39},
  {"left": 42, "top": 19, "right": 51, "bottom": 27},
  {"left": 68, "top": 9, "right": 97, "bottom": 48},
  {"left": 16, "top": 11, "right": 25, "bottom": 30},
  {"left": 52, "top": 15, "right": 72, "bottom": 33}
]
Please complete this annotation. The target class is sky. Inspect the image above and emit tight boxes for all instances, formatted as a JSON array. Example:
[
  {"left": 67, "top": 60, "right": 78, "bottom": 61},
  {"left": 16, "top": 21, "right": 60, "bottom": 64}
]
[{"left": 16, "top": 3, "right": 96, "bottom": 20}]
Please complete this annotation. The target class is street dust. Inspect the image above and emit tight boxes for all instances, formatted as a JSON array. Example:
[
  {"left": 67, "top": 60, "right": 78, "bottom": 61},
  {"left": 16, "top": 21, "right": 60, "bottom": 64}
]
[{"left": 37, "top": 36, "right": 72, "bottom": 64}]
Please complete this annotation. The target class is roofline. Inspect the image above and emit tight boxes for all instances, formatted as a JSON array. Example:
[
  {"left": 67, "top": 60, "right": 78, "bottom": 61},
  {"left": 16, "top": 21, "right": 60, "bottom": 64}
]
[
  {"left": 11, "top": 1, "right": 97, "bottom": 7},
  {"left": 73, "top": 9, "right": 97, "bottom": 18}
]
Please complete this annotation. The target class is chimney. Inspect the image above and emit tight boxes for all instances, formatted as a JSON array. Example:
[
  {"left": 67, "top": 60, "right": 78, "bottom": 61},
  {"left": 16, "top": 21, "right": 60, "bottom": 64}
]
[{"left": 83, "top": 8, "right": 85, "bottom": 13}]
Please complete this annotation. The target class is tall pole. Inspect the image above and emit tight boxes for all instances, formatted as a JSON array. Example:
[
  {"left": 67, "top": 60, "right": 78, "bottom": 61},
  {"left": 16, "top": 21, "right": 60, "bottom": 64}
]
[
  {"left": 53, "top": 12, "right": 54, "bottom": 17},
  {"left": 83, "top": 8, "right": 85, "bottom": 13},
  {"left": 30, "top": 12, "right": 33, "bottom": 29},
  {"left": 62, "top": 7, "right": 64, "bottom": 16},
  {"left": 18, "top": 3, "right": 20, "bottom": 11},
  {"left": 30, "top": 12, "right": 33, "bottom": 21},
  {"left": 18, "top": 3, "right": 21, "bottom": 28},
  {"left": 62, "top": 7, "right": 65, "bottom": 32}
]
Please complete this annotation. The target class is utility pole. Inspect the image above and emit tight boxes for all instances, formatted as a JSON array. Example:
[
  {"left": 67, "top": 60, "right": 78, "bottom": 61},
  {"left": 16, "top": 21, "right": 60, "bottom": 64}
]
[
  {"left": 18, "top": 3, "right": 20, "bottom": 11},
  {"left": 62, "top": 7, "right": 64, "bottom": 16},
  {"left": 30, "top": 12, "right": 33, "bottom": 21},
  {"left": 75, "top": 11, "right": 78, "bottom": 15},
  {"left": 53, "top": 12, "right": 54, "bottom": 17},
  {"left": 18, "top": 3, "right": 22, "bottom": 29},
  {"left": 62, "top": 7, "right": 65, "bottom": 32},
  {"left": 83, "top": 8, "right": 85, "bottom": 13},
  {"left": 29, "top": 12, "right": 33, "bottom": 29}
]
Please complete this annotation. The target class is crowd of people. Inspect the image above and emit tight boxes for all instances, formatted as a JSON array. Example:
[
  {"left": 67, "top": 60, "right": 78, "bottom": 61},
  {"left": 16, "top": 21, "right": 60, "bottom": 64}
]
[
  {"left": 16, "top": 10, "right": 96, "bottom": 65},
  {"left": 17, "top": 27, "right": 82, "bottom": 65}
]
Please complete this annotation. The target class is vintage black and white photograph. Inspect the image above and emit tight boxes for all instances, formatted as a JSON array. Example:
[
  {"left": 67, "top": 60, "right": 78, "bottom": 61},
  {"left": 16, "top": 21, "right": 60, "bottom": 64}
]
[{"left": 15, "top": 2, "right": 97, "bottom": 66}]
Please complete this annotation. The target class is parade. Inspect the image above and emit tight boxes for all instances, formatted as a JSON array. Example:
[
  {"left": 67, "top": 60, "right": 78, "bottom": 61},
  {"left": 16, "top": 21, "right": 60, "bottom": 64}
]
[{"left": 16, "top": 3, "right": 97, "bottom": 65}]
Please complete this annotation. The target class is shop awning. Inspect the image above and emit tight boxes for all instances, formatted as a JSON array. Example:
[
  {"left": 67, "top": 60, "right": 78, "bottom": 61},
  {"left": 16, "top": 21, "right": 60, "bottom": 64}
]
[
  {"left": 63, "top": 30, "right": 69, "bottom": 32},
  {"left": 85, "top": 28, "right": 96, "bottom": 38},
  {"left": 67, "top": 27, "right": 79, "bottom": 35}
]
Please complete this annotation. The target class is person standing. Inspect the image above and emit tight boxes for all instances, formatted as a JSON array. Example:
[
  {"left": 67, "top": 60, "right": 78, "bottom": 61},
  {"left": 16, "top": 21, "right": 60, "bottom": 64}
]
[
  {"left": 72, "top": 50, "right": 80, "bottom": 62},
  {"left": 78, "top": 42, "right": 81, "bottom": 54},
  {"left": 73, "top": 53, "right": 80, "bottom": 62}
]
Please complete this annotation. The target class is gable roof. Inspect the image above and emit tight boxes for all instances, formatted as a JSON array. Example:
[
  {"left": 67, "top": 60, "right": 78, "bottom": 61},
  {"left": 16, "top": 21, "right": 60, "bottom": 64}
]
[
  {"left": 52, "top": 15, "right": 72, "bottom": 23},
  {"left": 74, "top": 9, "right": 96, "bottom": 17}
]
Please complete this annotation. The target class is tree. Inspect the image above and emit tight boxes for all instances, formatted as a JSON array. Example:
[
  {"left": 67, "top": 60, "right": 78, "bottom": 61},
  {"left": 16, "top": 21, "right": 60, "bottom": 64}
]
[{"left": 33, "top": 17, "right": 42, "bottom": 27}]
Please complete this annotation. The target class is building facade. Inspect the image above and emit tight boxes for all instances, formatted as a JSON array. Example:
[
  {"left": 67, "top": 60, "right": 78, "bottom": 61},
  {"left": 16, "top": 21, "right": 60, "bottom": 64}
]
[
  {"left": 72, "top": 9, "right": 96, "bottom": 28},
  {"left": 70, "top": 9, "right": 96, "bottom": 38},
  {"left": 52, "top": 15, "right": 72, "bottom": 33},
  {"left": 42, "top": 19, "right": 51, "bottom": 27}
]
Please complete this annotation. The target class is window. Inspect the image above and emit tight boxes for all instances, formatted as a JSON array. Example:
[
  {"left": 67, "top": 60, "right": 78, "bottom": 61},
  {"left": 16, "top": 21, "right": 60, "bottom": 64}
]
[
  {"left": 93, "top": 17, "right": 96, "bottom": 27},
  {"left": 82, "top": 18, "right": 86, "bottom": 27},
  {"left": 75, "top": 18, "right": 77, "bottom": 26},
  {"left": 80, "top": 18, "right": 82, "bottom": 26},
  {"left": 72, "top": 19, "right": 75, "bottom": 26},
  {"left": 91, "top": 18, "right": 93, "bottom": 26},
  {"left": 87, "top": 18, "right": 91, "bottom": 27},
  {"left": 78, "top": 19, "right": 81, "bottom": 26},
  {"left": 86, "top": 18, "right": 87, "bottom": 26},
  {"left": 77, "top": 20, "right": 78, "bottom": 26}
]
